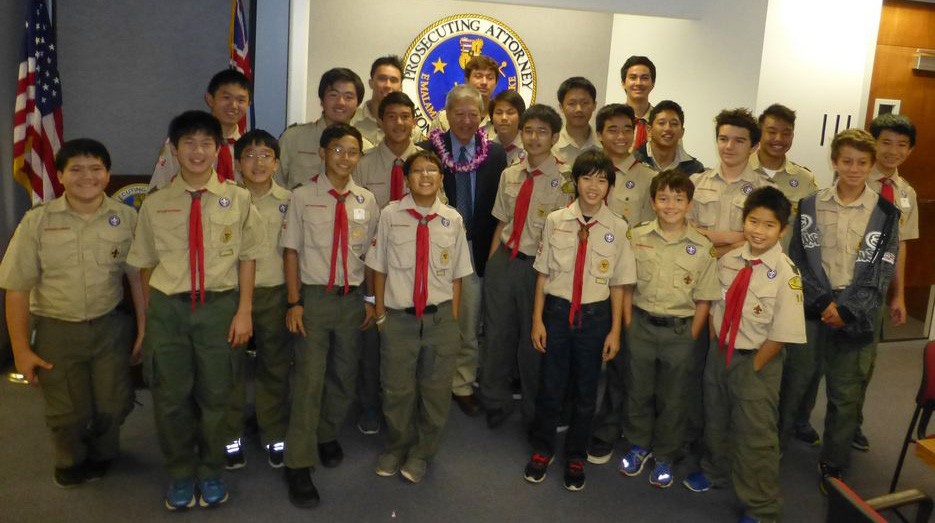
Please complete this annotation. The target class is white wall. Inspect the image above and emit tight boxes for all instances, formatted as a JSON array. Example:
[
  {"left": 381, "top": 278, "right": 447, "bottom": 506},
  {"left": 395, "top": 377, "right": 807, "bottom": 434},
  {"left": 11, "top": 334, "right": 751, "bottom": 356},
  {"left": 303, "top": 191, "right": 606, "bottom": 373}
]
[{"left": 604, "top": 0, "right": 769, "bottom": 168}]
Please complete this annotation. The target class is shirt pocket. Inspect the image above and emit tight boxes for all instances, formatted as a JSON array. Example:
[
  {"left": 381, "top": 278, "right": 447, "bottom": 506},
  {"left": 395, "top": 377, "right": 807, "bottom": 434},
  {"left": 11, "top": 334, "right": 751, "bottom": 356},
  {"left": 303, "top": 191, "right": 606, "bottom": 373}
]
[
  {"left": 96, "top": 228, "right": 132, "bottom": 266},
  {"left": 302, "top": 205, "right": 333, "bottom": 248},
  {"left": 845, "top": 220, "right": 865, "bottom": 255},
  {"left": 430, "top": 230, "right": 457, "bottom": 273},
  {"left": 547, "top": 232, "right": 576, "bottom": 273},
  {"left": 692, "top": 190, "right": 719, "bottom": 228},
  {"left": 746, "top": 284, "right": 777, "bottom": 327},
  {"left": 728, "top": 192, "right": 747, "bottom": 231},
  {"left": 388, "top": 228, "right": 415, "bottom": 270},
  {"left": 817, "top": 210, "right": 838, "bottom": 249},
  {"left": 634, "top": 247, "right": 655, "bottom": 283},
  {"left": 589, "top": 240, "right": 615, "bottom": 280},
  {"left": 209, "top": 211, "right": 242, "bottom": 249},
  {"left": 673, "top": 256, "right": 702, "bottom": 290},
  {"left": 153, "top": 212, "right": 188, "bottom": 251},
  {"left": 266, "top": 214, "right": 284, "bottom": 254},
  {"left": 39, "top": 229, "right": 78, "bottom": 270}
]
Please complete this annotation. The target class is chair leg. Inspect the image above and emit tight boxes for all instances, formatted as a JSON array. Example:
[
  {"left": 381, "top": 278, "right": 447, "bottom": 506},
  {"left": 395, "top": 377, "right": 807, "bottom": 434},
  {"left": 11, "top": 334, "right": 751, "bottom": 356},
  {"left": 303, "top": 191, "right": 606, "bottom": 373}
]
[{"left": 890, "top": 405, "right": 922, "bottom": 493}]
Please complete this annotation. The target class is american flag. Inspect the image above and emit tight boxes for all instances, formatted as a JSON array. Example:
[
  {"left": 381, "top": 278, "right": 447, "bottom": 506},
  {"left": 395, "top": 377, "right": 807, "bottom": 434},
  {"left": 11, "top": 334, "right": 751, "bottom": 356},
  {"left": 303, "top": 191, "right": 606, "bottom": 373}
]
[
  {"left": 13, "top": 0, "right": 64, "bottom": 204},
  {"left": 229, "top": 0, "right": 254, "bottom": 132}
]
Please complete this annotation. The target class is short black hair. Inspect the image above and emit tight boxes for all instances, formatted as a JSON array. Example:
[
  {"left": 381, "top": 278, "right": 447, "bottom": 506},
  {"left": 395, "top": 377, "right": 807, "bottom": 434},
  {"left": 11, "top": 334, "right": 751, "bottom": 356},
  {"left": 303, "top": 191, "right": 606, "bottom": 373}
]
[
  {"left": 571, "top": 150, "right": 616, "bottom": 190},
  {"left": 715, "top": 108, "right": 761, "bottom": 147},
  {"left": 318, "top": 68, "right": 365, "bottom": 105},
  {"left": 403, "top": 149, "right": 443, "bottom": 175},
  {"left": 557, "top": 76, "right": 596, "bottom": 105},
  {"left": 319, "top": 123, "right": 363, "bottom": 150},
  {"left": 758, "top": 103, "right": 796, "bottom": 127},
  {"left": 742, "top": 186, "right": 791, "bottom": 227},
  {"left": 168, "top": 110, "right": 223, "bottom": 148},
  {"left": 596, "top": 103, "right": 636, "bottom": 133},
  {"left": 520, "top": 104, "right": 562, "bottom": 134},
  {"left": 207, "top": 69, "right": 253, "bottom": 99},
  {"left": 489, "top": 90, "right": 527, "bottom": 120},
  {"left": 650, "top": 169, "right": 694, "bottom": 200},
  {"left": 369, "top": 55, "right": 403, "bottom": 78},
  {"left": 378, "top": 91, "right": 416, "bottom": 119},
  {"left": 649, "top": 100, "right": 684, "bottom": 125},
  {"left": 55, "top": 138, "right": 111, "bottom": 172},
  {"left": 869, "top": 114, "right": 916, "bottom": 148},
  {"left": 234, "top": 129, "right": 280, "bottom": 160},
  {"left": 620, "top": 56, "right": 656, "bottom": 83}
]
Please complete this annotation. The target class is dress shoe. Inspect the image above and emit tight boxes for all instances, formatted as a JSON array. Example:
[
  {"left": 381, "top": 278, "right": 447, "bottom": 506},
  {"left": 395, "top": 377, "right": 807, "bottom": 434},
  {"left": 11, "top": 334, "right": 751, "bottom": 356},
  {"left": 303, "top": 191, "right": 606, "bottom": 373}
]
[
  {"left": 318, "top": 440, "right": 344, "bottom": 468},
  {"left": 285, "top": 467, "right": 320, "bottom": 508},
  {"left": 452, "top": 393, "right": 481, "bottom": 417}
]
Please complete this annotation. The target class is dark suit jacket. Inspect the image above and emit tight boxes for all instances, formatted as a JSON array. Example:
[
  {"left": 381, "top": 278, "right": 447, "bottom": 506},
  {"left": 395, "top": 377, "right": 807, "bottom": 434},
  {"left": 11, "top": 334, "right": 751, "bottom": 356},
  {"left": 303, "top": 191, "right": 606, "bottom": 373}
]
[{"left": 418, "top": 131, "right": 506, "bottom": 277}]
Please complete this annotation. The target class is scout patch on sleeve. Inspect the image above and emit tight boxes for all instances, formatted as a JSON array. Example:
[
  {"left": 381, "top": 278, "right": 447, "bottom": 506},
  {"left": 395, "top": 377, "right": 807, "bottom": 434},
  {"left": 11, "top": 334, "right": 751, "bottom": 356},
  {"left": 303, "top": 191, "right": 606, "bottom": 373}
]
[
  {"left": 562, "top": 179, "right": 576, "bottom": 195},
  {"left": 788, "top": 276, "right": 802, "bottom": 290},
  {"left": 626, "top": 229, "right": 632, "bottom": 240},
  {"left": 709, "top": 246, "right": 717, "bottom": 258}
]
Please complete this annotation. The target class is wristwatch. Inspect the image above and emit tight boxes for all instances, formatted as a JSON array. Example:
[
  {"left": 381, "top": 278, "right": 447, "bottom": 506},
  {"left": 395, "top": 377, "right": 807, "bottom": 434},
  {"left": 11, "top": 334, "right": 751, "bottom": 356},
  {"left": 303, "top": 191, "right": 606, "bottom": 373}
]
[{"left": 287, "top": 297, "right": 304, "bottom": 308}]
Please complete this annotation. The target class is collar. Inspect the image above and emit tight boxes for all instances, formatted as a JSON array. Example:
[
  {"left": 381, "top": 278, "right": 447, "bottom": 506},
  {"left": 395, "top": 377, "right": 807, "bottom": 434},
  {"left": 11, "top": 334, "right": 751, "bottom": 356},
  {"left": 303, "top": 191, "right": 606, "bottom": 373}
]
[
  {"left": 713, "top": 163, "right": 760, "bottom": 184},
  {"left": 521, "top": 155, "right": 560, "bottom": 177},
  {"left": 450, "top": 132, "right": 476, "bottom": 153},
  {"left": 563, "top": 200, "right": 616, "bottom": 228},
  {"left": 558, "top": 126, "right": 597, "bottom": 150},
  {"left": 612, "top": 155, "right": 639, "bottom": 173},
  {"left": 631, "top": 102, "right": 653, "bottom": 121},
  {"left": 170, "top": 170, "right": 226, "bottom": 195},
  {"left": 311, "top": 173, "right": 363, "bottom": 197},
  {"left": 749, "top": 152, "right": 792, "bottom": 174},
  {"left": 646, "top": 219, "right": 692, "bottom": 243},
  {"left": 248, "top": 180, "right": 290, "bottom": 201},
  {"left": 378, "top": 140, "right": 417, "bottom": 162},
  {"left": 396, "top": 193, "right": 442, "bottom": 214},
  {"left": 647, "top": 142, "right": 692, "bottom": 167},
  {"left": 739, "top": 241, "right": 783, "bottom": 273},
  {"left": 870, "top": 164, "right": 901, "bottom": 186},
  {"left": 820, "top": 183, "right": 877, "bottom": 209},
  {"left": 46, "top": 194, "right": 112, "bottom": 218},
  {"left": 356, "top": 102, "right": 378, "bottom": 123}
]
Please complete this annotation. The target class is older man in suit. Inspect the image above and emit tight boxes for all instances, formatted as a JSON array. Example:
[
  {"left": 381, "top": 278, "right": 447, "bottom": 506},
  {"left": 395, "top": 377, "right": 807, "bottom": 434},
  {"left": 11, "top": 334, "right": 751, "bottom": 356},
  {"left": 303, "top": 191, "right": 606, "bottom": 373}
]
[{"left": 420, "top": 85, "right": 507, "bottom": 416}]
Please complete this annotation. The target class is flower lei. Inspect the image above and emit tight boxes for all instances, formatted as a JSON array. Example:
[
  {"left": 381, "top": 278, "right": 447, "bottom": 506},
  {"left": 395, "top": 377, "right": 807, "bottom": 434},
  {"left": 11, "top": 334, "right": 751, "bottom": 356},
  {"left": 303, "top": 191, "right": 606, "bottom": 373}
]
[{"left": 429, "top": 127, "right": 490, "bottom": 173}]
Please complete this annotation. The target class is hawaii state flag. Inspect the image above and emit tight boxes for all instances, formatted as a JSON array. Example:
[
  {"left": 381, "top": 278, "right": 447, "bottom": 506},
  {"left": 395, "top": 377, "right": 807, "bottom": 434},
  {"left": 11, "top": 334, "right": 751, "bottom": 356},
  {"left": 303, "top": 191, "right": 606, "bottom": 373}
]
[{"left": 229, "top": 0, "right": 254, "bottom": 132}]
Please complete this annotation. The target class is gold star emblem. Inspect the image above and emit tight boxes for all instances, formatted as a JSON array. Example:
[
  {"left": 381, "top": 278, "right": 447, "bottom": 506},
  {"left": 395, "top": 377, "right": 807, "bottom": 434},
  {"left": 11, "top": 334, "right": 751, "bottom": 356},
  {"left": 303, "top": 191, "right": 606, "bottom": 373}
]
[{"left": 432, "top": 57, "right": 448, "bottom": 74}]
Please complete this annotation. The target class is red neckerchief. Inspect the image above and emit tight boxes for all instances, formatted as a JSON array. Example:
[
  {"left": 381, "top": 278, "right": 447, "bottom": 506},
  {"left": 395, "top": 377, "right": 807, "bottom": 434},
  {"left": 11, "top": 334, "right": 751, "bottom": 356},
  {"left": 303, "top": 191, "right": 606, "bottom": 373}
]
[
  {"left": 326, "top": 189, "right": 351, "bottom": 294},
  {"left": 406, "top": 208, "right": 438, "bottom": 318},
  {"left": 718, "top": 259, "right": 762, "bottom": 365},
  {"left": 505, "top": 168, "right": 542, "bottom": 259},
  {"left": 569, "top": 218, "right": 597, "bottom": 326},
  {"left": 188, "top": 189, "right": 207, "bottom": 309}
]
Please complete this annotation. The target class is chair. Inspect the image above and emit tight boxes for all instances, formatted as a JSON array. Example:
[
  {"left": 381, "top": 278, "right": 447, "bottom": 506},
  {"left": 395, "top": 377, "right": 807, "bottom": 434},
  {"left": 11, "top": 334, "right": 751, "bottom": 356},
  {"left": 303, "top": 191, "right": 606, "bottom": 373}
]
[
  {"left": 824, "top": 477, "right": 932, "bottom": 523},
  {"left": 890, "top": 340, "right": 935, "bottom": 493}
]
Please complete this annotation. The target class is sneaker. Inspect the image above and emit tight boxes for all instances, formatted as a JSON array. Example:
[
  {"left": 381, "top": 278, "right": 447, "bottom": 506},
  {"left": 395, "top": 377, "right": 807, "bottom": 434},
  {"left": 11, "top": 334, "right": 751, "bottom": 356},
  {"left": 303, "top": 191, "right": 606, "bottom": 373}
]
[
  {"left": 375, "top": 453, "right": 400, "bottom": 477},
  {"left": 682, "top": 471, "right": 712, "bottom": 493},
  {"left": 357, "top": 409, "right": 381, "bottom": 435},
  {"left": 285, "top": 467, "right": 320, "bottom": 508},
  {"left": 318, "top": 440, "right": 344, "bottom": 468},
  {"left": 198, "top": 477, "right": 229, "bottom": 507},
  {"left": 818, "top": 461, "right": 842, "bottom": 495},
  {"left": 524, "top": 453, "right": 553, "bottom": 483},
  {"left": 586, "top": 437, "right": 615, "bottom": 465},
  {"left": 225, "top": 438, "right": 245, "bottom": 470},
  {"left": 738, "top": 516, "right": 760, "bottom": 523},
  {"left": 267, "top": 442, "right": 285, "bottom": 468},
  {"left": 400, "top": 457, "right": 427, "bottom": 483},
  {"left": 53, "top": 464, "right": 85, "bottom": 489},
  {"left": 649, "top": 460, "right": 674, "bottom": 488},
  {"left": 851, "top": 430, "right": 870, "bottom": 452},
  {"left": 83, "top": 460, "right": 111, "bottom": 481},
  {"left": 563, "top": 459, "right": 586, "bottom": 491},
  {"left": 164, "top": 478, "right": 197, "bottom": 511},
  {"left": 619, "top": 445, "right": 652, "bottom": 476},
  {"left": 794, "top": 424, "right": 821, "bottom": 447}
]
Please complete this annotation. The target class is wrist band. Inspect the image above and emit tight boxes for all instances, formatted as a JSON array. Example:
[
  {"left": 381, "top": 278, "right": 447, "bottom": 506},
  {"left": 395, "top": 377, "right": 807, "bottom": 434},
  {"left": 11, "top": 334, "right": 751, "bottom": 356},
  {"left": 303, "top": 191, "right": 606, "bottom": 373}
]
[{"left": 364, "top": 295, "right": 376, "bottom": 305}]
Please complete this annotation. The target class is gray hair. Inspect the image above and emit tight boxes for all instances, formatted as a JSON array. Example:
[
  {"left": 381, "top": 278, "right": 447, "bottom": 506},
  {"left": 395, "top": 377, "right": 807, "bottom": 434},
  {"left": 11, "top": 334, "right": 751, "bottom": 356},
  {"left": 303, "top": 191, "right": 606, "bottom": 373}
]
[{"left": 445, "top": 84, "right": 484, "bottom": 112}]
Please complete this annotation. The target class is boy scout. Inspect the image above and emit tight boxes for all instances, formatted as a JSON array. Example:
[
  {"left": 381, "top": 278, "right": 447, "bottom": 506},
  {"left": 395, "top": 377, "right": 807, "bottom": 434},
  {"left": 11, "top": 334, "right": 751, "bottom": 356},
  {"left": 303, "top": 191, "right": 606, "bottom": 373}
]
[
  {"left": 366, "top": 150, "right": 473, "bottom": 483},
  {"left": 788, "top": 129, "right": 899, "bottom": 488},
  {"left": 633, "top": 100, "right": 705, "bottom": 176},
  {"left": 350, "top": 55, "right": 416, "bottom": 145},
  {"left": 750, "top": 104, "right": 817, "bottom": 213},
  {"left": 280, "top": 124, "right": 379, "bottom": 508},
  {"left": 684, "top": 187, "right": 805, "bottom": 523},
  {"left": 428, "top": 55, "right": 499, "bottom": 136},
  {"left": 150, "top": 69, "right": 252, "bottom": 189},
  {"left": 489, "top": 89, "right": 527, "bottom": 166},
  {"left": 278, "top": 68, "right": 373, "bottom": 190},
  {"left": 599, "top": 103, "right": 658, "bottom": 225},
  {"left": 525, "top": 150, "right": 635, "bottom": 492},
  {"left": 223, "top": 130, "right": 293, "bottom": 469},
  {"left": 128, "top": 111, "right": 264, "bottom": 510},
  {"left": 615, "top": 171, "right": 720, "bottom": 488},
  {"left": 0, "top": 139, "right": 143, "bottom": 488},
  {"left": 479, "top": 104, "right": 571, "bottom": 429},
  {"left": 620, "top": 56, "right": 656, "bottom": 152},
  {"left": 553, "top": 77, "right": 602, "bottom": 165}
]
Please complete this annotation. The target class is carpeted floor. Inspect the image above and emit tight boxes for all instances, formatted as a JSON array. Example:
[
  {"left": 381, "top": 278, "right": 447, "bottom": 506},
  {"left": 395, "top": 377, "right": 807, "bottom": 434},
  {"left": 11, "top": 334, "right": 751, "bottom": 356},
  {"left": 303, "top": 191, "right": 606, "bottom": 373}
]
[{"left": 0, "top": 340, "right": 932, "bottom": 522}]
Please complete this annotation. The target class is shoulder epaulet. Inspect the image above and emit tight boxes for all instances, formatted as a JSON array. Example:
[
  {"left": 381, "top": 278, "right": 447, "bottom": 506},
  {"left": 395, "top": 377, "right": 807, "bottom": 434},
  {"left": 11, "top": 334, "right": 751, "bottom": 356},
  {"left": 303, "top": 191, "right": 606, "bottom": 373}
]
[
  {"left": 789, "top": 161, "right": 812, "bottom": 173},
  {"left": 24, "top": 202, "right": 47, "bottom": 214},
  {"left": 148, "top": 185, "right": 161, "bottom": 195},
  {"left": 633, "top": 220, "right": 652, "bottom": 230},
  {"left": 287, "top": 122, "right": 299, "bottom": 129},
  {"left": 290, "top": 183, "right": 305, "bottom": 191}
]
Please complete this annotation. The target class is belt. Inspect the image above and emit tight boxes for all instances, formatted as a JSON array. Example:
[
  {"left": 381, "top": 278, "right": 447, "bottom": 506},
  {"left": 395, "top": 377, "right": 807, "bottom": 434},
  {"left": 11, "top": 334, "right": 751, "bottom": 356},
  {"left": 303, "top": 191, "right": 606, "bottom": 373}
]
[
  {"left": 306, "top": 284, "right": 359, "bottom": 297},
  {"left": 169, "top": 290, "right": 232, "bottom": 303},
  {"left": 501, "top": 244, "right": 534, "bottom": 261},
  {"left": 405, "top": 304, "right": 438, "bottom": 315},
  {"left": 636, "top": 307, "right": 691, "bottom": 327},
  {"left": 734, "top": 349, "right": 757, "bottom": 356}
]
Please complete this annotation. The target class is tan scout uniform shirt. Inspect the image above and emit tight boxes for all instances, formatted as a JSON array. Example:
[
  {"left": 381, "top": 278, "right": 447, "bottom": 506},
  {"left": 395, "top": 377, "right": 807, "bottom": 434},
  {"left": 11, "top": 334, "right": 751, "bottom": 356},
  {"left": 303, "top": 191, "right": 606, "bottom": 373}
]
[
  {"left": 534, "top": 201, "right": 637, "bottom": 303},
  {"left": 689, "top": 164, "right": 774, "bottom": 232},
  {"left": 354, "top": 141, "right": 423, "bottom": 208},
  {"left": 552, "top": 126, "right": 602, "bottom": 166},
  {"left": 128, "top": 174, "right": 265, "bottom": 295},
  {"left": 712, "top": 242, "right": 806, "bottom": 349},
  {"left": 0, "top": 196, "right": 137, "bottom": 322},
  {"left": 607, "top": 156, "right": 658, "bottom": 225},
  {"left": 365, "top": 195, "right": 473, "bottom": 310},
  {"left": 350, "top": 102, "right": 423, "bottom": 146},
  {"left": 249, "top": 181, "right": 291, "bottom": 288},
  {"left": 277, "top": 117, "right": 375, "bottom": 190},
  {"left": 492, "top": 156, "right": 572, "bottom": 257},
  {"left": 869, "top": 166, "right": 918, "bottom": 241},
  {"left": 426, "top": 110, "right": 495, "bottom": 138},
  {"left": 629, "top": 220, "right": 721, "bottom": 317},
  {"left": 814, "top": 184, "right": 879, "bottom": 290},
  {"left": 280, "top": 175, "right": 379, "bottom": 287},
  {"left": 749, "top": 154, "right": 817, "bottom": 214},
  {"left": 149, "top": 134, "right": 242, "bottom": 190},
  {"left": 493, "top": 134, "right": 526, "bottom": 166}
]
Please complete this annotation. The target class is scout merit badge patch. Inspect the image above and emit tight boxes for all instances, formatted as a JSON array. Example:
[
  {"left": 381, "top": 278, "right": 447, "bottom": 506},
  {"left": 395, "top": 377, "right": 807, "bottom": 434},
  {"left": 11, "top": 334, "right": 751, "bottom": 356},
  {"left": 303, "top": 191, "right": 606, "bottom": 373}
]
[
  {"left": 222, "top": 226, "right": 233, "bottom": 243},
  {"left": 108, "top": 215, "right": 121, "bottom": 227},
  {"left": 112, "top": 183, "right": 149, "bottom": 210}
]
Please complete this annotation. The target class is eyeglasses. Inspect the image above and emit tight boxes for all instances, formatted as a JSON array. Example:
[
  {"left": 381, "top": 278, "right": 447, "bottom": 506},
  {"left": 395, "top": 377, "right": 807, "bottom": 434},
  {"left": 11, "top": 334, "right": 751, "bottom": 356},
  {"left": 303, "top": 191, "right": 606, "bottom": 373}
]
[
  {"left": 410, "top": 168, "right": 441, "bottom": 176},
  {"left": 243, "top": 152, "right": 275, "bottom": 162},
  {"left": 327, "top": 146, "right": 361, "bottom": 158}
]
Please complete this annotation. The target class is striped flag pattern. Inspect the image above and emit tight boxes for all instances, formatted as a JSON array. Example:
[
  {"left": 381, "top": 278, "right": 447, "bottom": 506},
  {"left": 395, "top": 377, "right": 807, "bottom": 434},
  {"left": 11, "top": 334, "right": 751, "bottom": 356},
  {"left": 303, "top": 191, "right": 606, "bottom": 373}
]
[{"left": 229, "top": 0, "right": 254, "bottom": 132}]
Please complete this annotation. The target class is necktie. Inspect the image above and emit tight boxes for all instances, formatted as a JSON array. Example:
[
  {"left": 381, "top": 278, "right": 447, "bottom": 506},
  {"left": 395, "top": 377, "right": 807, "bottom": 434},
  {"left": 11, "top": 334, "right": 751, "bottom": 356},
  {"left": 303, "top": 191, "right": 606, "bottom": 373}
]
[
  {"left": 881, "top": 178, "right": 895, "bottom": 204},
  {"left": 390, "top": 158, "right": 405, "bottom": 201},
  {"left": 505, "top": 169, "right": 542, "bottom": 259},
  {"left": 569, "top": 219, "right": 597, "bottom": 326},
  {"left": 216, "top": 138, "right": 237, "bottom": 182},
  {"left": 633, "top": 119, "right": 648, "bottom": 151},
  {"left": 188, "top": 189, "right": 207, "bottom": 310},
  {"left": 455, "top": 146, "right": 473, "bottom": 238},
  {"left": 327, "top": 189, "right": 350, "bottom": 295},
  {"left": 406, "top": 209, "right": 438, "bottom": 318},
  {"left": 718, "top": 259, "right": 762, "bottom": 365}
]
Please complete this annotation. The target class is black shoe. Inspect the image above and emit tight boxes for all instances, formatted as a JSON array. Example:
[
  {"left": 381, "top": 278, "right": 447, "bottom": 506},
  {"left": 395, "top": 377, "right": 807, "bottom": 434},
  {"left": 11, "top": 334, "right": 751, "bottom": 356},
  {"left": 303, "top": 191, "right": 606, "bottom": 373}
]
[
  {"left": 83, "top": 460, "right": 112, "bottom": 481},
  {"left": 563, "top": 459, "right": 586, "bottom": 491},
  {"left": 267, "top": 442, "right": 285, "bottom": 468},
  {"left": 510, "top": 378, "right": 523, "bottom": 400},
  {"left": 486, "top": 408, "right": 510, "bottom": 429},
  {"left": 452, "top": 393, "right": 482, "bottom": 417},
  {"left": 54, "top": 464, "right": 86, "bottom": 488},
  {"left": 318, "top": 440, "right": 344, "bottom": 468},
  {"left": 818, "top": 461, "right": 842, "bottom": 495},
  {"left": 524, "top": 453, "right": 553, "bottom": 484},
  {"left": 794, "top": 425, "right": 821, "bottom": 447},
  {"left": 225, "top": 438, "right": 246, "bottom": 470},
  {"left": 285, "top": 467, "right": 320, "bottom": 508},
  {"left": 851, "top": 430, "right": 870, "bottom": 452},
  {"left": 586, "top": 437, "right": 614, "bottom": 465}
]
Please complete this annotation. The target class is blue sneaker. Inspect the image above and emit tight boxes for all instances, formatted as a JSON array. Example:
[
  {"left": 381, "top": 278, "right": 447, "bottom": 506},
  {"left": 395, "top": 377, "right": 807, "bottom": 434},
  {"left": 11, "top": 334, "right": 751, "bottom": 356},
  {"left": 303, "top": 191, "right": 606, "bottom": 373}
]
[
  {"left": 649, "top": 460, "right": 674, "bottom": 488},
  {"left": 738, "top": 516, "right": 759, "bottom": 523},
  {"left": 198, "top": 477, "right": 229, "bottom": 507},
  {"left": 682, "top": 471, "right": 712, "bottom": 492},
  {"left": 619, "top": 445, "right": 652, "bottom": 477},
  {"left": 164, "top": 478, "right": 197, "bottom": 511}
]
